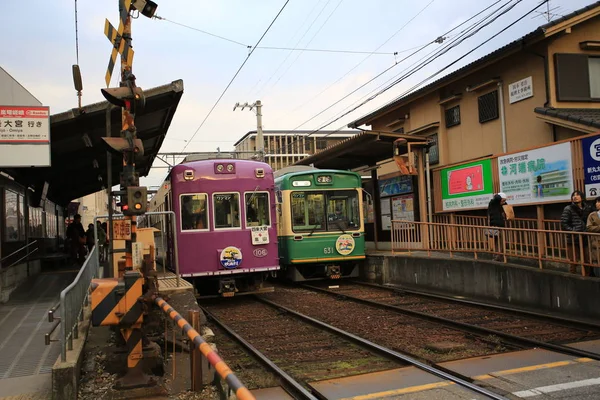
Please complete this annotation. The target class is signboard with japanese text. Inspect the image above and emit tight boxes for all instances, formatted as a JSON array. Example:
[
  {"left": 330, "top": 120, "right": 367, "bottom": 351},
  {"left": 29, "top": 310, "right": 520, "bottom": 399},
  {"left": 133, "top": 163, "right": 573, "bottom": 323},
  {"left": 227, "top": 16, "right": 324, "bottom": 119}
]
[
  {"left": 0, "top": 105, "right": 51, "bottom": 167},
  {"left": 113, "top": 219, "right": 132, "bottom": 240},
  {"left": 498, "top": 142, "right": 573, "bottom": 205},
  {"left": 508, "top": 76, "right": 533, "bottom": 104},
  {"left": 441, "top": 159, "right": 494, "bottom": 211},
  {"left": 582, "top": 135, "right": 600, "bottom": 198},
  {"left": 378, "top": 175, "right": 413, "bottom": 197},
  {"left": 391, "top": 194, "right": 414, "bottom": 222}
]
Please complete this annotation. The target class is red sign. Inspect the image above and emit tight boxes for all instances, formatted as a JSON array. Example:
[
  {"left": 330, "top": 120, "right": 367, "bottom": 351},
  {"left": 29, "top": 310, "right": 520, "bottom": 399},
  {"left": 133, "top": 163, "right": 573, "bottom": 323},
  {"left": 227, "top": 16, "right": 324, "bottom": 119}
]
[{"left": 448, "top": 164, "right": 484, "bottom": 195}]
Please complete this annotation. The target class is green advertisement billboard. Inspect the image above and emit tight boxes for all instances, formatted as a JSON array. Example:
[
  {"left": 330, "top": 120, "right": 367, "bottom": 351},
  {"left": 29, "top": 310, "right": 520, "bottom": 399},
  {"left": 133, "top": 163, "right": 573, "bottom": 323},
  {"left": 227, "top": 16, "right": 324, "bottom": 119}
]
[{"left": 441, "top": 159, "right": 494, "bottom": 211}]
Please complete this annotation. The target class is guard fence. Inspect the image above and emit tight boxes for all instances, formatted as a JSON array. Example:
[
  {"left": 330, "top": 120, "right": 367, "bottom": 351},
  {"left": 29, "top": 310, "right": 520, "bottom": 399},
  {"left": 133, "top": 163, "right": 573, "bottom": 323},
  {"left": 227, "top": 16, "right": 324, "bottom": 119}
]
[{"left": 392, "top": 220, "right": 600, "bottom": 275}]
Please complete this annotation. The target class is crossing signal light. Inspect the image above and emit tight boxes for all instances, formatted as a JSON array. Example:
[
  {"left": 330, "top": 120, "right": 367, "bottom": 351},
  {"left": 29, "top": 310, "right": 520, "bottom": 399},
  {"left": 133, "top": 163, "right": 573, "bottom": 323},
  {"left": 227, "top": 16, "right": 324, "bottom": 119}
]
[
  {"left": 124, "top": 186, "right": 147, "bottom": 216},
  {"left": 101, "top": 86, "right": 145, "bottom": 114}
]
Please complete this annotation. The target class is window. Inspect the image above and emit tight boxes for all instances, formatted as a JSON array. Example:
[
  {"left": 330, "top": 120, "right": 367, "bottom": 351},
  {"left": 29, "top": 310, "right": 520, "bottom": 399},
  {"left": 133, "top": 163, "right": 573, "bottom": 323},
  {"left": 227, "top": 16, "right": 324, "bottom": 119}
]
[
  {"left": 213, "top": 193, "right": 240, "bottom": 229},
  {"left": 555, "top": 53, "right": 600, "bottom": 101},
  {"left": 245, "top": 192, "right": 270, "bottom": 227},
  {"left": 5, "top": 190, "right": 19, "bottom": 241},
  {"left": 180, "top": 194, "right": 208, "bottom": 231},
  {"left": 478, "top": 91, "right": 499, "bottom": 123},
  {"left": 445, "top": 105, "right": 460, "bottom": 128},
  {"left": 304, "top": 139, "right": 313, "bottom": 153},
  {"left": 590, "top": 57, "right": 600, "bottom": 98},
  {"left": 291, "top": 190, "right": 360, "bottom": 233},
  {"left": 316, "top": 138, "right": 327, "bottom": 150}
]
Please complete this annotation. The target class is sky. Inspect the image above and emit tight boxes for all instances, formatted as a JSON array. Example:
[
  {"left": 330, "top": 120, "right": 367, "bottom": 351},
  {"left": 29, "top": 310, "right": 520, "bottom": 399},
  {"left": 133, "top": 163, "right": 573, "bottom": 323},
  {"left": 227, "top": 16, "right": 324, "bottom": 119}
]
[{"left": 1, "top": 0, "right": 594, "bottom": 189}]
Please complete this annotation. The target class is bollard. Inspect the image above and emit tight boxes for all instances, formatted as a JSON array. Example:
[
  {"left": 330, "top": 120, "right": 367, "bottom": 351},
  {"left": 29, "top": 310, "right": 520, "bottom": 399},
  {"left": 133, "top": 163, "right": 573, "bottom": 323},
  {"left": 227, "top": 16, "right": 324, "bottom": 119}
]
[{"left": 189, "top": 310, "right": 203, "bottom": 391}]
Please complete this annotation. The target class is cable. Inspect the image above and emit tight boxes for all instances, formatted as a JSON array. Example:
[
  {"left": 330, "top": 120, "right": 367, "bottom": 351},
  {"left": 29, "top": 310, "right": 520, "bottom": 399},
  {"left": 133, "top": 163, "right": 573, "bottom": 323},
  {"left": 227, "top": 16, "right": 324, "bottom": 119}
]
[
  {"left": 300, "top": 0, "right": 545, "bottom": 142},
  {"left": 181, "top": 0, "right": 291, "bottom": 153},
  {"left": 74, "top": 0, "right": 79, "bottom": 64},
  {"left": 252, "top": 0, "right": 336, "bottom": 99},
  {"left": 284, "top": 0, "right": 438, "bottom": 117},
  {"left": 279, "top": 0, "right": 530, "bottom": 154},
  {"left": 280, "top": 0, "right": 514, "bottom": 152},
  {"left": 154, "top": 15, "right": 250, "bottom": 48}
]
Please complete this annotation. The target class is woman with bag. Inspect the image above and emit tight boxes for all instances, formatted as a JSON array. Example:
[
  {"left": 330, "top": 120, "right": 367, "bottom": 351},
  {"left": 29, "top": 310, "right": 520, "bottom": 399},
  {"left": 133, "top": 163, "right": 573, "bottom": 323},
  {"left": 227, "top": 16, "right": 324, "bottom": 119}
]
[{"left": 487, "top": 193, "right": 507, "bottom": 261}]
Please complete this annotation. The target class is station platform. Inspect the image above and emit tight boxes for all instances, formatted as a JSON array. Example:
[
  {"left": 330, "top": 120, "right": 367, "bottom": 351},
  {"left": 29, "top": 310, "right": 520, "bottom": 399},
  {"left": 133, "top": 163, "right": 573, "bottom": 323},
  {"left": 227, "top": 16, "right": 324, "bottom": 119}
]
[
  {"left": 0, "top": 269, "right": 77, "bottom": 400},
  {"left": 309, "top": 342, "right": 600, "bottom": 399}
]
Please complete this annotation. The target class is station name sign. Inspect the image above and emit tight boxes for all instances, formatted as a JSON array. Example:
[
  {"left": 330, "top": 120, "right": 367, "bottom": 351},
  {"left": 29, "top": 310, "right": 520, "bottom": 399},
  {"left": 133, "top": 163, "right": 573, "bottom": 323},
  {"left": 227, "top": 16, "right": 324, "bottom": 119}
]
[{"left": 0, "top": 105, "right": 51, "bottom": 167}]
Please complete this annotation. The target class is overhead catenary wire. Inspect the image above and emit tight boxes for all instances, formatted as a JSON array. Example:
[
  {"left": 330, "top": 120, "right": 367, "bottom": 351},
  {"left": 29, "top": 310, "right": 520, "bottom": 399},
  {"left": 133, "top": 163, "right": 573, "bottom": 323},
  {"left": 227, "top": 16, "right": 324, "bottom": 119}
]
[
  {"left": 180, "top": 0, "right": 291, "bottom": 153},
  {"left": 278, "top": 0, "right": 517, "bottom": 153},
  {"left": 285, "top": 0, "right": 547, "bottom": 150},
  {"left": 283, "top": 0, "right": 439, "bottom": 118}
]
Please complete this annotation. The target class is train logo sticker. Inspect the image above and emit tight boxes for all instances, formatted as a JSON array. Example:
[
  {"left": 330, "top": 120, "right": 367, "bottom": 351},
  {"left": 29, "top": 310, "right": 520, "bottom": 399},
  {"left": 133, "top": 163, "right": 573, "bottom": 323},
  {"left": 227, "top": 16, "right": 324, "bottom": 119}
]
[
  {"left": 220, "top": 246, "right": 242, "bottom": 269},
  {"left": 335, "top": 234, "right": 355, "bottom": 255}
]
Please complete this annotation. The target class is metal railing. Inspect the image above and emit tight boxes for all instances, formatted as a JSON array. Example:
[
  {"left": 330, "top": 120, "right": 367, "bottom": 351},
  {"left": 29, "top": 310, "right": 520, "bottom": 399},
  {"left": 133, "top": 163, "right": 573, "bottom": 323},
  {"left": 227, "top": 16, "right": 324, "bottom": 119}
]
[
  {"left": 94, "top": 211, "right": 180, "bottom": 286},
  {"left": 431, "top": 214, "right": 561, "bottom": 231},
  {"left": 392, "top": 220, "right": 600, "bottom": 275},
  {"left": 58, "top": 246, "right": 100, "bottom": 361},
  {"left": 0, "top": 240, "right": 39, "bottom": 270}
]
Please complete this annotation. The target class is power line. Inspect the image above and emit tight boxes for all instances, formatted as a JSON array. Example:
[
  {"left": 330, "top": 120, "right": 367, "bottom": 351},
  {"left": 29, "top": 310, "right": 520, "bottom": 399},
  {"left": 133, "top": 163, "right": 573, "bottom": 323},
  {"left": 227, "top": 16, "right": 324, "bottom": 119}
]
[
  {"left": 283, "top": 0, "right": 438, "bottom": 118},
  {"left": 282, "top": 0, "right": 514, "bottom": 149},
  {"left": 252, "top": 0, "right": 337, "bottom": 99},
  {"left": 279, "top": 0, "right": 527, "bottom": 153},
  {"left": 153, "top": 15, "right": 250, "bottom": 47},
  {"left": 302, "top": 0, "right": 545, "bottom": 142},
  {"left": 181, "top": 0, "right": 291, "bottom": 153}
]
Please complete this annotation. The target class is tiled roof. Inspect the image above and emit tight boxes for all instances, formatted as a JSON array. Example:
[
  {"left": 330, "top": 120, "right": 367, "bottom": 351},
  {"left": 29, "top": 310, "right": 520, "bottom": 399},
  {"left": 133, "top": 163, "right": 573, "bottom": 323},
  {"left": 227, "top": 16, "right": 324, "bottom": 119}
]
[{"left": 534, "top": 107, "right": 600, "bottom": 129}]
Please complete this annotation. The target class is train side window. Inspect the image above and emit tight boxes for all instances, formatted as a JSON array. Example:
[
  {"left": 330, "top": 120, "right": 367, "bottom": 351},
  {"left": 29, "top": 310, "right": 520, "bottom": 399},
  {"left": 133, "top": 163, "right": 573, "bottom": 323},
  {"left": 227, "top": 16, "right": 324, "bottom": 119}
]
[
  {"left": 180, "top": 194, "right": 208, "bottom": 231},
  {"left": 213, "top": 193, "right": 241, "bottom": 229},
  {"left": 245, "top": 192, "right": 270, "bottom": 227}
]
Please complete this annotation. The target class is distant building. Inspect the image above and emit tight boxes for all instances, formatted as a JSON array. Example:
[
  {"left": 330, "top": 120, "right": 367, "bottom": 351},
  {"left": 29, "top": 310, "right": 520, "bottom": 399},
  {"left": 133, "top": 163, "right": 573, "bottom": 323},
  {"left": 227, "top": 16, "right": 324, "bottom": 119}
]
[
  {"left": 73, "top": 190, "right": 112, "bottom": 227},
  {"left": 233, "top": 130, "right": 358, "bottom": 170}
]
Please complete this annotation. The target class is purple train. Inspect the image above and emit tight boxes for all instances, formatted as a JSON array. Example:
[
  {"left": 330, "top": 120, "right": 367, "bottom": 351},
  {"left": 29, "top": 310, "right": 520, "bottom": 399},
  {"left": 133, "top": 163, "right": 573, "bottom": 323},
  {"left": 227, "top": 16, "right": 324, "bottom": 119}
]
[{"left": 148, "top": 159, "right": 279, "bottom": 296}]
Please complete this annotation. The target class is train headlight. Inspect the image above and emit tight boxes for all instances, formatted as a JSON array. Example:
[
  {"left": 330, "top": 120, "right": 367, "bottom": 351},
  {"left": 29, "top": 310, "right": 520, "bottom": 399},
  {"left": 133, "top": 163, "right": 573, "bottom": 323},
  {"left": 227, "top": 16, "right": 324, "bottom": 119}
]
[{"left": 216, "top": 164, "right": 224, "bottom": 172}]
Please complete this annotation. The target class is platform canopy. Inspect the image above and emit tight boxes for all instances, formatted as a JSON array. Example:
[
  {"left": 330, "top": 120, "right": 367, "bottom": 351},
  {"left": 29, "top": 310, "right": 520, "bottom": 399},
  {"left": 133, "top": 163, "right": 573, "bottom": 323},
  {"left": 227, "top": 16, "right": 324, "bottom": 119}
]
[
  {"left": 4, "top": 79, "right": 184, "bottom": 206},
  {"left": 294, "top": 130, "right": 429, "bottom": 171}
]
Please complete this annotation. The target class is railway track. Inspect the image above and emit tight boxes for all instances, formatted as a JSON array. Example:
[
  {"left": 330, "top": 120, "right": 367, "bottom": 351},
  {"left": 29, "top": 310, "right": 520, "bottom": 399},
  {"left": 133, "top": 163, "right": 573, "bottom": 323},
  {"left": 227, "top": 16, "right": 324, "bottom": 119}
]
[
  {"left": 293, "top": 281, "right": 600, "bottom": 362},
  {"left": 201, "top": 296, "right": 509, "bottom": 400}
]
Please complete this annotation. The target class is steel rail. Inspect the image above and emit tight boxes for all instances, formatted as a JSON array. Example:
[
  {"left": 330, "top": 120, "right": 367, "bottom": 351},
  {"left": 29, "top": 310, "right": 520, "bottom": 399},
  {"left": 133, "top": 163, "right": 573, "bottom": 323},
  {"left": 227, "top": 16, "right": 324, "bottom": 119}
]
[
  {"left": 351, "top": 280, "right": 600, "bottom": 332},
  {"left": 154, "top": 297, "right": 255, "bottom": 400},
  {"left": 255, "top": 296, "right": 508, "bottom": 400},
  {"left": 201, "top": 306, "right": 319, "bottom": 400},
  {"left": 301, "top": 284, "right": 600, "bottom": 362}
]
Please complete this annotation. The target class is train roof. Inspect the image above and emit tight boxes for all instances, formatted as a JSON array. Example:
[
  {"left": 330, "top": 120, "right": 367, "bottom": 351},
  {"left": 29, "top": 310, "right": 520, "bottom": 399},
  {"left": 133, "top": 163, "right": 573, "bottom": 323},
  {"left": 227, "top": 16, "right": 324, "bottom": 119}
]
[
  {"left": 171, "top": 158, "right": 273, "bottom": 175},
  {"left": 274, "top": 168, "right": 361, "bottom": 184}
]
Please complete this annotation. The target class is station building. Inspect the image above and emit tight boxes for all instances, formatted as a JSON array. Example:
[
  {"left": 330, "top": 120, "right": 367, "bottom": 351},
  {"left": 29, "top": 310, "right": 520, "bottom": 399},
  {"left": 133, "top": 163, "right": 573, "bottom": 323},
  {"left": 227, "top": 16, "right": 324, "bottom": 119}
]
[
  {"left": 234, "top": 130, "right": 358, "bottom": 170},
  {"left": 297, "top": 2, "right": 600, "bottom": 250}
]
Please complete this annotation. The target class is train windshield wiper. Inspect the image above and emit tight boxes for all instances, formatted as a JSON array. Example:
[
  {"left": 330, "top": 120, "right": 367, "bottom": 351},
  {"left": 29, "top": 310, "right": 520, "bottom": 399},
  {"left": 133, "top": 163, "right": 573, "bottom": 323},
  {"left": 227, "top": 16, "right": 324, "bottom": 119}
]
[
  {"left": 334, "top": 219, "right": 347, "bottom": 234},
  {"left": 307, "top": 224, "right": 320, "bottom": 236}
]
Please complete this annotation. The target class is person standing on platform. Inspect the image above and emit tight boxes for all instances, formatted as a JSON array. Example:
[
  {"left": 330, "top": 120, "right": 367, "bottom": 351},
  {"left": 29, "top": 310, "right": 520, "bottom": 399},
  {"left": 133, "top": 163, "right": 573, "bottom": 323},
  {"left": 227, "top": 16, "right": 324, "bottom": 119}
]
[
  {"left": 585, "top": 196, "right": 600, "bottom": 277},
  {"left": 487, "top": 193, "right": 507, "bottom": 261},
  {"left": 561, "top": 190, "right": 593, "bottom": 274},
  {"left": 66, "top": 214, "right": 86, "bottom": 266}
]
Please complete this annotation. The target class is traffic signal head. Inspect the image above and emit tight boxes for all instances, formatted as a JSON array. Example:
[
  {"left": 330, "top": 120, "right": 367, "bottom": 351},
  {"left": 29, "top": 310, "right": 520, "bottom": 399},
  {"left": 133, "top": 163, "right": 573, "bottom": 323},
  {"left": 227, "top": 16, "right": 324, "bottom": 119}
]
[
  {"left": 124, "top": 186, "right": 147, "bottom": 216},
  {"left": 101, "top": 86, "right": 145, "bottom": 113},
  {"left": 132, "top": 0, "right": 158, "bottom": 18}
]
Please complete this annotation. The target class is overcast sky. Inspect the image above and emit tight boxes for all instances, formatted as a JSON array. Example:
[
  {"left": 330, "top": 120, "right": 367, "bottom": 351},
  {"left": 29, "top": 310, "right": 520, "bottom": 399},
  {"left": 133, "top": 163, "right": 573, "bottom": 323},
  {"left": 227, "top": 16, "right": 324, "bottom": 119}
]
[{"left": 2, "top": 0, "right": 593, "bottom": 188}]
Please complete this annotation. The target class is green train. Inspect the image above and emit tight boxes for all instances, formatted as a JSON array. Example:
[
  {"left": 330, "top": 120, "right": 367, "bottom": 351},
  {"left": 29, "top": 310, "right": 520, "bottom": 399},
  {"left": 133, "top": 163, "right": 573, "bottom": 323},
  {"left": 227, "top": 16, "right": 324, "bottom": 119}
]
[{"left": 274, "top": 166, "right": 366, "bottom": 281}]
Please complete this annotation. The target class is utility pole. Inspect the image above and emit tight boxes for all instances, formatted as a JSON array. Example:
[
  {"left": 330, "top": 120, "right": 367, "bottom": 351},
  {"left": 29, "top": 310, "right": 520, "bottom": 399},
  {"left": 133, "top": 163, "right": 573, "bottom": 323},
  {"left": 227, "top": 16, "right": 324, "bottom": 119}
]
[{"left": 233, "top": 100, "right": 264, "bottom": 162}]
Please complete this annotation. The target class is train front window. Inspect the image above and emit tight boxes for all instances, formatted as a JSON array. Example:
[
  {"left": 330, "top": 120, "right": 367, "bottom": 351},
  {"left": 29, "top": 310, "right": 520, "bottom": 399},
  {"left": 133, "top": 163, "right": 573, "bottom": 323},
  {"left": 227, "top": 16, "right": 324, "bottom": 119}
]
[
  {"left": 326, "top": 190, "right": 360, "bottom": 231},
  {"left": 245, "top": 192, "right": 270, "bottom": 227},
  {"left": 214, "top": 193, "right": 241, "bottom": 229},
  {"left": 291, "top": 192, "right": 325, "bottom": 232},
  {"left": 180, "top": 194, "right": 208, "bottom": 231}
]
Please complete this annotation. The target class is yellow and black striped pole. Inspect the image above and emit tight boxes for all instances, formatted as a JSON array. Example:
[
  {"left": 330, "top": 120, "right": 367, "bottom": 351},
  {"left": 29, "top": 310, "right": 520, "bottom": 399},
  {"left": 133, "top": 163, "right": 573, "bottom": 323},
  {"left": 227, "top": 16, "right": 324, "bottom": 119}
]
[{"left": 154, "top": 297, "right": 256, "bottom": 400}]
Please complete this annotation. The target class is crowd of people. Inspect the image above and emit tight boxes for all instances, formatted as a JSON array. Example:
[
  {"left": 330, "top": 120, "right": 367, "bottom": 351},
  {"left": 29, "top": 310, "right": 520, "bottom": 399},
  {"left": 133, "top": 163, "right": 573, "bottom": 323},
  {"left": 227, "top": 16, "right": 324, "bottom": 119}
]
[
  {"left": 487, "top": 190, "right": 600, "bottom": 277},
  {"left": 66, "top": 214, "right": 108, "bottom": 266}
]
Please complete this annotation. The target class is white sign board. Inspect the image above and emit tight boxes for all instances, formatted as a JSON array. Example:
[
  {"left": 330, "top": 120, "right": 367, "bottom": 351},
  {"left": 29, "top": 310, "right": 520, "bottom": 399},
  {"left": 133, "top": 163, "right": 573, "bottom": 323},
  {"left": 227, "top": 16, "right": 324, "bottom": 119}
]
[
  {"left": 0, "top": 106, "right": 51, "bottom": 167},
  {"left": 508, "top": 76, "right": 533, "bottom": 104},
  {"left": 251, "top": 226, "right": 269, "bottom": 245},
  {"left": 498, "top": 142, "right": 573, "bottom": 205},
  {"left": 132, "top": 242, "right": 144, "bottom": 269}
]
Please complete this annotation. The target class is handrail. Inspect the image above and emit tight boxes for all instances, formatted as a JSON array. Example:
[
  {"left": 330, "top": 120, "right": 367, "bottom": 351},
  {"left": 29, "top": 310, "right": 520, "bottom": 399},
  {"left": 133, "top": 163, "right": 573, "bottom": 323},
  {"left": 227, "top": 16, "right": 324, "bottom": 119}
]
[
  {"left": 392, "top": 220, "right": 600, "bottom": 275},
  {"left": 59, "top": 246, "right": 100, "bottom": 361},
  {"left": 0, "top": 240, "right": 39, "bottom": 269},
  {"left": 3, "top": 248, "right": 39, "bottom": 270}
]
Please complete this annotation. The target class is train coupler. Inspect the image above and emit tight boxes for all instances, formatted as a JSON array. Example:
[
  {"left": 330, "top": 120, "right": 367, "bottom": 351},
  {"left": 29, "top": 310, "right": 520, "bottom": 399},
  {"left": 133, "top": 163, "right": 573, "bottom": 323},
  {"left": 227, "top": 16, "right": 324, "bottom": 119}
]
[
  {"left": 326, "top": 265, "right": 341, "bottom": 279},
  {"left": 219, "top": 279, "right": 238, "bottom": 297}
]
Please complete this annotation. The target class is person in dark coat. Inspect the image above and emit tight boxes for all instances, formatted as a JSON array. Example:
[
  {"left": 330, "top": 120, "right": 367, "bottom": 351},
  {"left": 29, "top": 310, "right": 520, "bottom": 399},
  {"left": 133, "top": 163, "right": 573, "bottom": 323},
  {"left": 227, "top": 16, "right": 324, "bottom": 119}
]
[
  {"left": 66, "top": 214, "right": 86, "bottom": 266},
  {"left": 487, "top": 193, "right": 507, "bottom": 261},
  {"left": 561, "top": 190, "right": 593, "bottom": 274}
]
